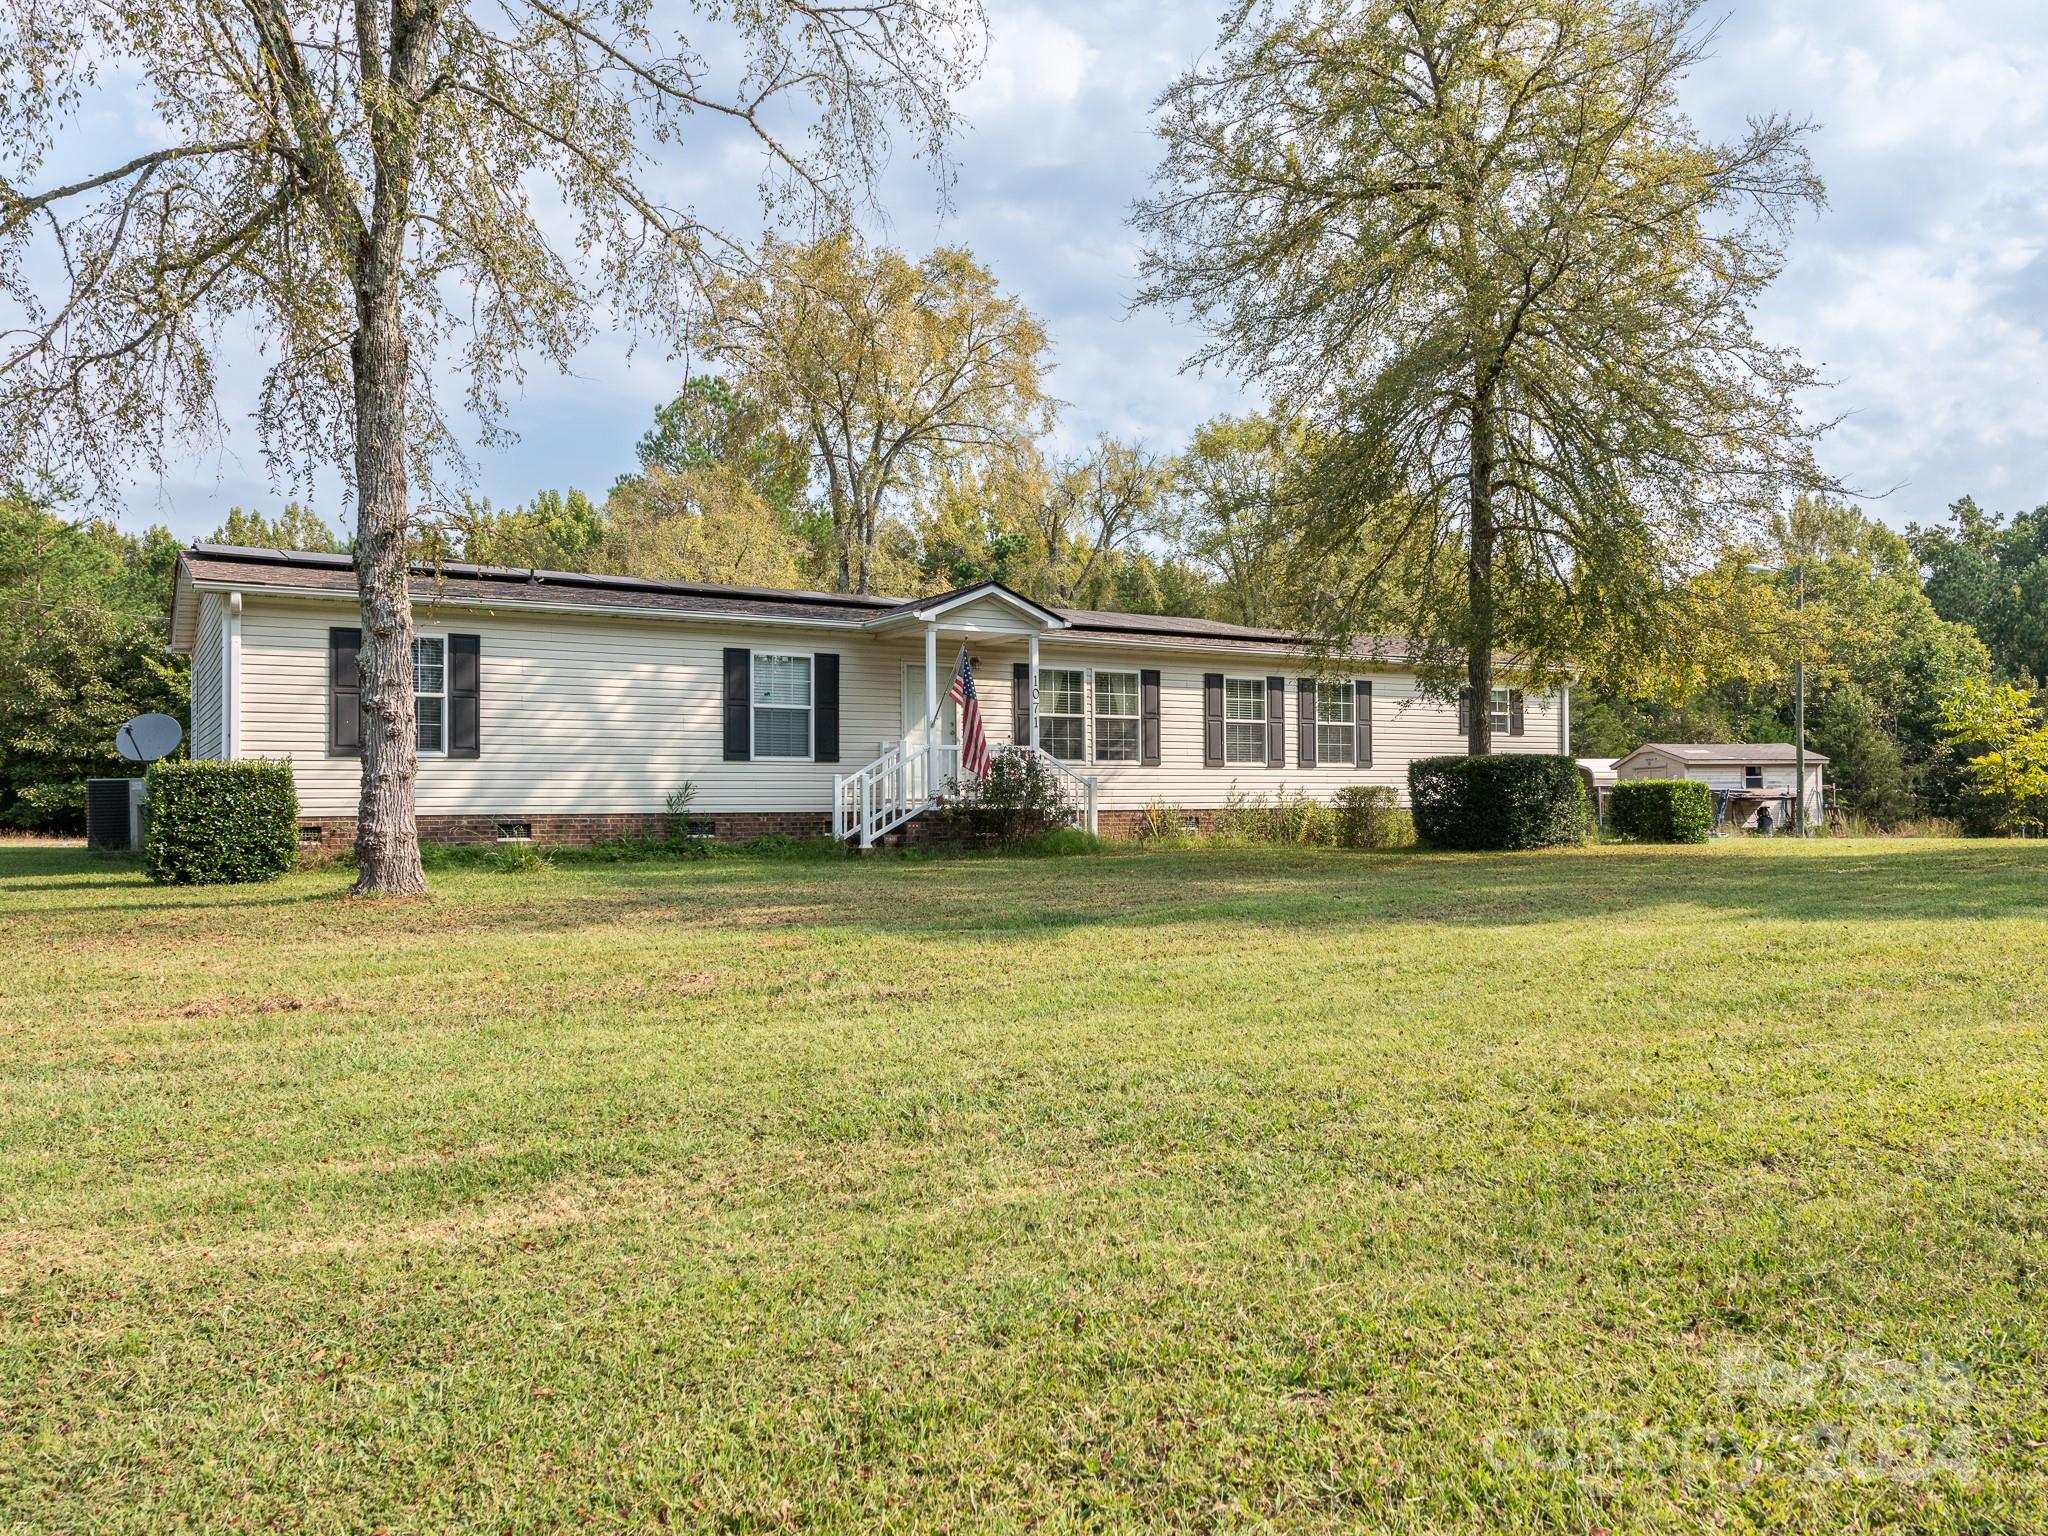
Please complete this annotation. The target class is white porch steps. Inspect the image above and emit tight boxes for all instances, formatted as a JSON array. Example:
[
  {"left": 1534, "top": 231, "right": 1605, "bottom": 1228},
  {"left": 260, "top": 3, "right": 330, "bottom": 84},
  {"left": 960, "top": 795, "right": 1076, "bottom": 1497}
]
[{"left": 832, "top": 740, "right": 1098, "bottom": 849}]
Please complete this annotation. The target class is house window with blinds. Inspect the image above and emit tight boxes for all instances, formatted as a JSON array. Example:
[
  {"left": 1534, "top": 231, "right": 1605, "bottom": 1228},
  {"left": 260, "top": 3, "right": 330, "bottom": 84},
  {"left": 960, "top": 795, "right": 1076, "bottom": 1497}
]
[
  {"left": 1092, "top": 670, "right": 1140, "bottom": 763},
  {"left": 1224, "top": 677, "right": 1267, "bottom": 765},
  {"left": 751, "top": 652, "right": 813, "bottom": 760},
  {"left": 1316, "top": 681, "right": 1356, "bottom": 765},
  {"left": 414, "top": 635, "right": 447, "bottom": 755},
  {"left": 1490, "top": 686, "right": 1513, "bottom": 735},
  {"left": 1041, "top": 668, "right": 1086, "bottom": 761}
]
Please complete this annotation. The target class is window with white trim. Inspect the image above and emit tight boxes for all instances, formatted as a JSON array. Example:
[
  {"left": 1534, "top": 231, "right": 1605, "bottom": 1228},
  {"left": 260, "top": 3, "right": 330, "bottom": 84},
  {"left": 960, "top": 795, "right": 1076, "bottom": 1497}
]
[
  {"left": 1490, "top": 686, "right": 1513, "bottom": 735},
  {"left": 1316, "top": 681, "right": 1356, "bottom": 765},
  {"left": 1041, "top": 668, "right": 1086, "bottom": 761},
  {"left": 1224, "top": 677, "right": 1267, "bottom": 765},
  {"left": 1093, "top": 670, "right": 1140, "bottom": 763},
  {"left": 751, "top": 652, "right": 812, "bottom": 759},
  {"left": 413, "top": 634, "right": 446, "bottom": 755},
  {"left": 1744, "top": 764, "right": 1764, "bottom": 789}
]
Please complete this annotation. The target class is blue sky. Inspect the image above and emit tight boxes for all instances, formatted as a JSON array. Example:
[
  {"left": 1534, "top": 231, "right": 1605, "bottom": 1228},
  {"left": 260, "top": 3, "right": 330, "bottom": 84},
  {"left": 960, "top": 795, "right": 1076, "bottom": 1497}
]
[{"left": 106, "top": 0, "right": 2048, "bottom": 541}]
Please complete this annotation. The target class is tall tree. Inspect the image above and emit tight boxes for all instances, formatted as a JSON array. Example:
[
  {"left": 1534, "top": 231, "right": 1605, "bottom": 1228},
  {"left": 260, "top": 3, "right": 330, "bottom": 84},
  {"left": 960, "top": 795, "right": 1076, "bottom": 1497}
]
[
  {"left": 209, "top": 503, "right": 346, "bottom": 553},
  {"left": 1170, "top": 413, "right": 1312, "bottom": 628},
  {"left": 0, "top": 0, "right": 986, "bottom": 892},
  {"left": 599, "top": 466, "right": 806, "bottom": 588},
  {"left": 1910, "top": 496, "right": 2048, "bottom": 686},
  {"left": 452, "top": 489, "right": 605, "bottom": 570},
  {"left": 0, "top": 493, "right": 187, "bottom": 830},
  {"left": 1031, "top": 437, "right": 1171, "bottom": 605},
  {"left": 697, "top": 234, "right": 1054, "bottom": 594},
  {"left": 1135, "top": 0, "right": 1829, "bottom": 751},
  {"left": 629, "top": 376, "right": 810, "bottom": 522}
]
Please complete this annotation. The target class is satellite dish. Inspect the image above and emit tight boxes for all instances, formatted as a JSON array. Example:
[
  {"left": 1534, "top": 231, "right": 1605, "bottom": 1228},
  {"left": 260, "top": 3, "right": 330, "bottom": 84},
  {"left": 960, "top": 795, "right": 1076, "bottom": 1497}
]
[{"left": 116, "top": 713, "right": 184, "bottom": 764}]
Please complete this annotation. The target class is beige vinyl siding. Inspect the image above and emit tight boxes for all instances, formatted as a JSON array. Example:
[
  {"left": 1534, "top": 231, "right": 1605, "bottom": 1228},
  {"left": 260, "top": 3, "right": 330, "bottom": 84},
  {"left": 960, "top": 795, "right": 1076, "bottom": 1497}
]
[
  {"left": 234, "top": 593, "right": 1565, "bottom": 817},
  {"left": 966, "top": 643, "right": 1563, "bottom": 811},
  {"left": 189, "top": 594, "right": 224, "bottom": 761},
  {"left": 897, "top": 593, "right": 1046, "bottom": 636},
  {"left": 240, "top": 596, "right": 919, "bottom": 818}
]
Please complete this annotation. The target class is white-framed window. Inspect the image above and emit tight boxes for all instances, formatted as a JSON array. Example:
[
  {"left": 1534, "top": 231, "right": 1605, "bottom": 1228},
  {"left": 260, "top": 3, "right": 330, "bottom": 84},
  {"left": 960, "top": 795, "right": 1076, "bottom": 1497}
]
[
  {"left": 1093, "top": 670, "right": 1141, "bottom": 763},
  {"left": 1744, "top": 764, "right": 1764, "bottom": 789},
  {"left": 1316, "top": 680, "right": 1356, "bottom": 765},
  {"left": 751, "top": 651, "right": 813, "bottom": 760},
  {"left": 1490, "top": 686, "right": 1513, "bottom": 735},
  {"left": 1042, "top": 668, "right": 1086, "bottom": 761},
  {"left": 1225, "top": 677, "right": 1267, "bottom": 765},
  {"left": 413, "top": 633, "right": 447, "bottom": 756}
]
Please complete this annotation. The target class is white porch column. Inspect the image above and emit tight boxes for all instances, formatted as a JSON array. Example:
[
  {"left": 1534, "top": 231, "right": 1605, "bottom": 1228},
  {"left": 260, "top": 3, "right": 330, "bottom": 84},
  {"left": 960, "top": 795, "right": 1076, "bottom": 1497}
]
[
  {"left": 1026, "top": 630, "right": 1040, "bottom": 750},
  {"left": 1559, "top": 683, "right": 1571, "bottom": 757},
  {"left": 924, "top": 620, "right": 939, "bottom": 797},
  {"left": 224, "top": 590, "right": 243, "bottom": 760}
]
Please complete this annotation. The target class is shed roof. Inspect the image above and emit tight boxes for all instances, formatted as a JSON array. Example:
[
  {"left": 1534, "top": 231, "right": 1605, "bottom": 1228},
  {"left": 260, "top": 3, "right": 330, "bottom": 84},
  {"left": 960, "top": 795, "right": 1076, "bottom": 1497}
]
[{"left": 1620, "top": 742, "right": 1829, "bottom": 767}]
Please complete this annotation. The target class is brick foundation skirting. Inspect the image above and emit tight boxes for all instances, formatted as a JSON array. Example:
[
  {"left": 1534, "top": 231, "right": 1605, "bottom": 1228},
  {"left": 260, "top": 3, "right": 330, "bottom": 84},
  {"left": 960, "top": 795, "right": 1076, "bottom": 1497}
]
[
  {"left": 299, "top": 810, "right": 832, "bottom": 851},
  {"left": 298, "top": 806, "right": 1220, "bottom": 853},
  {"left": 1094, "top": 807, "right": 1224, "bottom": 839}
]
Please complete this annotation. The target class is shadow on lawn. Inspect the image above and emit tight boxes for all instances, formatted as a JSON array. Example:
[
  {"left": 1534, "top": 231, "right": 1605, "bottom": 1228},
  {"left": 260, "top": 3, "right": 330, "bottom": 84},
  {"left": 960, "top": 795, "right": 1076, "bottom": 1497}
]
[
  {"left": 5, "top": 840, "right": 2042, "bottom": 935},
  {"left": 488, "top": 840, "right": 2048, "bottom": 937}
]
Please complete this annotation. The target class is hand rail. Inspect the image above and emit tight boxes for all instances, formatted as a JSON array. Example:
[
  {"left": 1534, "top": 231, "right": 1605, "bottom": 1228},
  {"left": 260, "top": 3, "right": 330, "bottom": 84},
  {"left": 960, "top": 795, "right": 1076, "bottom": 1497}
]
[
  {"left": 834, "top": 737, "right": 962, "bottom": 847},
  {"left": 1014, "top": 744, "right": 1099, "bottom": 835}
]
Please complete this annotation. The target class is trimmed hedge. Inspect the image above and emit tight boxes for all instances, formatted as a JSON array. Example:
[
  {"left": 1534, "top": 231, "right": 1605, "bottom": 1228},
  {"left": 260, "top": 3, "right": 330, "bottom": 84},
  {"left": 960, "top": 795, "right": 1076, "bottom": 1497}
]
[
  {"left": 1407, "top": 754, "right": 1588, "bottom": 851},
  {"left": 1608, "top": 777, "right": 1713, "bottom": 843},
  {"left": 144, "top": 758, "right": 301, "bottom": 884}
]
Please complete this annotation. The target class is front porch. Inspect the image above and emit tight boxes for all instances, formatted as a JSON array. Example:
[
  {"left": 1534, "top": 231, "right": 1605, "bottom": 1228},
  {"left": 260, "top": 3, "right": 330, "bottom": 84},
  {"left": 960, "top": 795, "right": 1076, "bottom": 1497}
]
[{"left": 832, "top": 582, "right": 1098, "bottom": 848}]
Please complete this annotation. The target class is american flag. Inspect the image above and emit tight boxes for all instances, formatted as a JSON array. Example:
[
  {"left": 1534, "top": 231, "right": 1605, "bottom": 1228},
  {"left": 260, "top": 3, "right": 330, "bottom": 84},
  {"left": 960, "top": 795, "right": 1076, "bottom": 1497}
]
[{"left": 947, "top": 644, "right": 992, "bottom": 778}]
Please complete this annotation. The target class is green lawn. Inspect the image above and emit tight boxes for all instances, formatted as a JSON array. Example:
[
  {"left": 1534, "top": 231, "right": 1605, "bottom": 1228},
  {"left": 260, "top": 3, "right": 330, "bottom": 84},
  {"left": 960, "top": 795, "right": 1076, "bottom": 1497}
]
[{"left": 2, "top": 838, "right": 2045, "bottom": 1533}]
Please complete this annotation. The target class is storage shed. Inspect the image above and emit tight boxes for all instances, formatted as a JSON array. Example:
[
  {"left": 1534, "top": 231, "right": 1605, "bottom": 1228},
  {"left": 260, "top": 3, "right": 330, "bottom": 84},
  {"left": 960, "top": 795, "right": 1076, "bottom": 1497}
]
[{"left": 1611, "top": 743, "right": 1827, "bottom": 833}]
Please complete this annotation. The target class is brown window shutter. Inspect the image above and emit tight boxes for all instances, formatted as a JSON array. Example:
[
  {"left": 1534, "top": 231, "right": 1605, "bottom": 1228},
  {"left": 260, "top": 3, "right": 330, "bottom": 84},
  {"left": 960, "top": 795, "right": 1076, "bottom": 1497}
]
[
  {"left": 1012, "top": 662, "right": 1032, "bottom": 744},
  {"left": 723, "top": 648, "right": 751, "bottom": 761},
  {"left": 1202, "top": 673, "right": 1224, "bottom": 767},
  {"left": 1266, "top": 675, "right": 1285, "bottom": 767},
  {"left": 814, "top": 653, "right": 840, "bottom": 763},
  {"left": 1355, "top": 679, "right": 1373, "bottom": 768},
  {"left": 1140, "top": 669, "right": 1161, "bottom": 767},
  {"left": 448, "top": 634, "right": 480, "bottom": 759},
  {"left": 1457, "top": 687, "right": 1471, "bottom": 738},
  {"left": 1509, "top": 688, "right": 1526, "bottom": 737},
  {"left": 1297, "top": 678, "right": 1317, "bottom": 768},
  {"left": 328, "top": 627, "right": 362, "bottom": 757}
]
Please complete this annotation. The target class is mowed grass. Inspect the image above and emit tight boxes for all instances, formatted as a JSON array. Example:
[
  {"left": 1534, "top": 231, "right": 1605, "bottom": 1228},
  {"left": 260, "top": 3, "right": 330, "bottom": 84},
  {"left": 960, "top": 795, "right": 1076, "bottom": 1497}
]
[{"left": 1, "top": 838, "right": 2045, "bottom": 1534}]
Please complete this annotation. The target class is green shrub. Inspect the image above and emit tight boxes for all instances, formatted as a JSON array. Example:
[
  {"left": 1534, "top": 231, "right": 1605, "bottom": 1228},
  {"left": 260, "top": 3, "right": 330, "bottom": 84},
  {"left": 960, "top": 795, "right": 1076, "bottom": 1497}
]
[
  {"left": 1132, "top": 798, "right": 1194, "bottom": 846},
  {"left": 489, "top": 839, "right": 553, "bottom": 874},
  {"left": 1332, "top": 785, "right": 1410, "bottom": 849},
  {"left": 942, "top": 746, "right": 1080, "bottom": 848},
  {"left": 1608, "top": 778, "right": 1712, "bottom": 843},
  {"left": 143, "top": 758, "right": 300, "bottom": 884},
  {"left": 1407, "top": 754, "right": 1588, "bottom": 852},
  {"left": 1269, "top": 789, "right": 1337, "bottom": 846}
]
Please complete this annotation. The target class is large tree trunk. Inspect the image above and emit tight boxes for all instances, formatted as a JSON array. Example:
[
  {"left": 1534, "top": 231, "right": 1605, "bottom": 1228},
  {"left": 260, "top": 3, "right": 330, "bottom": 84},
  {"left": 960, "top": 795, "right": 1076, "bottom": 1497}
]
[
  {"left": 349, "top": 291, "right": 426, "bottom": 896},
  {"left": 1465, "top": 389, "right": 1497, "bottom": 757}
]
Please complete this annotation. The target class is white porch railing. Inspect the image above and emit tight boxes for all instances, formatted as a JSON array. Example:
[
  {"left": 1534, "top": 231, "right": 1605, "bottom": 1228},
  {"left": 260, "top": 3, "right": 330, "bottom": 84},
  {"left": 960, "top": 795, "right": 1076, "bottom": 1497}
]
[
  {"left": 1021, "top": 744, "right": 1099, "bottom": 836},
  {"left": 834, "top": 740, "right": 962, "bottom": 848},
  {"left": 832, "top": 739, "right": 1097, "bottom": 848}
]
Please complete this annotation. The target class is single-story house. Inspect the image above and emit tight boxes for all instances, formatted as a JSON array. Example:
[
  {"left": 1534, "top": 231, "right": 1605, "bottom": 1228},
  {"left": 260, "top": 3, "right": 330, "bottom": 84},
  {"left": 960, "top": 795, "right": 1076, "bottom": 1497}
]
[
  {"left": 169, "top": 545, "right": 1571, "bottom": 846},
  {"left": 1611, "top": 742, "right": 1827, "bottom": 832}
]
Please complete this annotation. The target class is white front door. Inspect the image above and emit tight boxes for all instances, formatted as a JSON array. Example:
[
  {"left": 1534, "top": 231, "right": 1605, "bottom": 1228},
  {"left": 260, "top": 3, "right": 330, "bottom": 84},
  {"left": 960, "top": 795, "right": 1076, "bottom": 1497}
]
[{"left": 903, "top": 662, "right": 960, "bottom": 753}]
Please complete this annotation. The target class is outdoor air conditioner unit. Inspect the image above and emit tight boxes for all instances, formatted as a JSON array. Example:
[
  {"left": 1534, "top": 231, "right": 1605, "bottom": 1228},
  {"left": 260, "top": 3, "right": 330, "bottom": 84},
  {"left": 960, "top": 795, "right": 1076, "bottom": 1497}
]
[{"left": 85, "top": 777, "right": 148, "bottom": 852}]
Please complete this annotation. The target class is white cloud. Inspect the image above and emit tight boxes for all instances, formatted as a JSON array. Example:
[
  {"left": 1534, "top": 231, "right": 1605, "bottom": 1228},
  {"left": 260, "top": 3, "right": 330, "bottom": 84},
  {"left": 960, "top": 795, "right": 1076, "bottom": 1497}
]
[{"left": 68, "top": 0, "right": 2048, "bottom": 536}]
